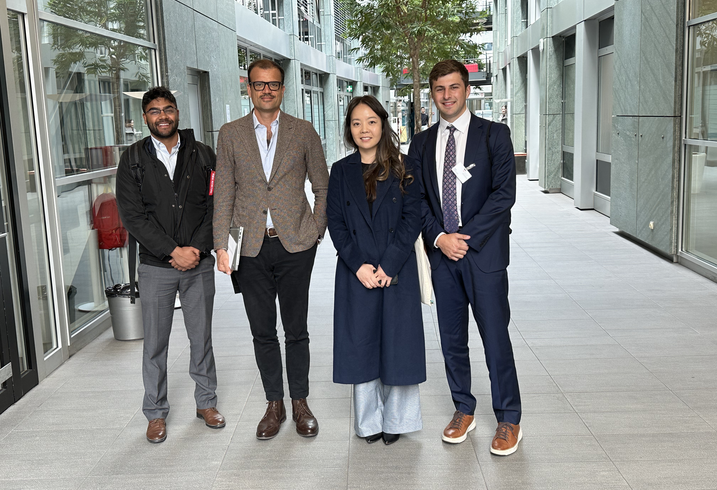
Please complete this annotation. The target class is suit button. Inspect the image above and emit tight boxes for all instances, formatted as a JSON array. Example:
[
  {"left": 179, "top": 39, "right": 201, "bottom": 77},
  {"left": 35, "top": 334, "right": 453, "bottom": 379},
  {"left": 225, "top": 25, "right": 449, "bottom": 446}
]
[
  {"left": 179, "top": 205, "right": 183, "bottom": 209},
  {"left": 262, "top": 210, "right": 267, "bottom": 215},
  {"left": 267, "top": 186, "right": 272, "bottom": 191},
  {"left": 392, "top": 197, "right": 397, "bottom": 203},
  {"left": 389, "top": 228, "right": 394, "bottom": 233},
  {"left": 353, "top": 230, "right": 356, "bottom": 235},
  {"left": 346, "top": 201, "right": 350, "bottom": 206}
]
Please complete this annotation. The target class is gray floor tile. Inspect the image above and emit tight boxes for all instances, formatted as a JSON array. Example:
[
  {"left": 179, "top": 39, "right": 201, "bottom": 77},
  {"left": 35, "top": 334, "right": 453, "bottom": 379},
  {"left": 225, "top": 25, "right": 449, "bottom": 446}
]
[
  {"left": 564, "top": 391, "right": 689, "bottom": 413},
  {"left": 597, "top": 431, "right": 717, "bottom": 462},
  {"left": 615, "top": 460, "right": 717, "bottom": 490},
  {"left": 479, "top": 461, "right": 630, "bottom": 489},
  {"left": 580, "top": 409, "right": 709, "bottom": 435}
]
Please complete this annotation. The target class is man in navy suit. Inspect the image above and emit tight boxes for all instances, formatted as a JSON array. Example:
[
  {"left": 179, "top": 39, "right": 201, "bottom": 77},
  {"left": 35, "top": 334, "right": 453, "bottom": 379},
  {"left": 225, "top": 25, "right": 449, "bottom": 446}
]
[{"left": 408, "top": 60, "right": 522, "bottom": 455}]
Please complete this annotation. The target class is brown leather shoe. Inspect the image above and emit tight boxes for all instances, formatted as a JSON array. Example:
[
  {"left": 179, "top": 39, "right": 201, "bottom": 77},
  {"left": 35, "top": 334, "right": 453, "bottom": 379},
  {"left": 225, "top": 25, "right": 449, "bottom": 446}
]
[
  {"left": 442, "top": 411, "right": 475, "bottom": 444},
  {"left": 256, "top": 400, "right": 286, "bottom": 440},
  {"left": 292, "top": 398, "right": 319, "bottom": 437},
  {"left": 490, "top": 422, "right": 522, "bottom": 456},
  {"left": 196, "top": 407, "right": 226, "bottom": 429},
  {"left": 146, "top": 418, "right": 166, "bottom": 443}
]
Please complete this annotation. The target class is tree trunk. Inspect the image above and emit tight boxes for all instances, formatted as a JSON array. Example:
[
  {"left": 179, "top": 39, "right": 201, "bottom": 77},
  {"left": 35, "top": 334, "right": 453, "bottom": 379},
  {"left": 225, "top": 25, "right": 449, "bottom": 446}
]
[
  {"left": 411, "top": 50, "right": 421, "bottom": 137},
  {"left": 111, "top": 66, "right": 124, "bottom": 148}
]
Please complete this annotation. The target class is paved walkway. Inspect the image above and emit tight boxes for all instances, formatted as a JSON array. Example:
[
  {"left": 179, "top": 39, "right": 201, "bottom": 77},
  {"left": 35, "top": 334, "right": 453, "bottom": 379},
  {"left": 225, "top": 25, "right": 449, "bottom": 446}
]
[{"left": 2, "top": 177, "right": 717, "bottom": 489}]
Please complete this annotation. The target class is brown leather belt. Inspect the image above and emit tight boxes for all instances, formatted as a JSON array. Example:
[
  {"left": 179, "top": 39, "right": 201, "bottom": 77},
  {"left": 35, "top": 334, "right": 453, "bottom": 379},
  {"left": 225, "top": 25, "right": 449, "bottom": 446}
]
[{"left": 265, "top": 227, "right": 278, "bottom": 238}]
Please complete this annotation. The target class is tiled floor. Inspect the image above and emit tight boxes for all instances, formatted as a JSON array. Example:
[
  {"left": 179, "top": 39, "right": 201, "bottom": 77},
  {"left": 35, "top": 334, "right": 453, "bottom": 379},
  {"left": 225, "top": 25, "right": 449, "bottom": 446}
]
[{"left": 2, "top": 177, "right": 717, "bottom": 489}]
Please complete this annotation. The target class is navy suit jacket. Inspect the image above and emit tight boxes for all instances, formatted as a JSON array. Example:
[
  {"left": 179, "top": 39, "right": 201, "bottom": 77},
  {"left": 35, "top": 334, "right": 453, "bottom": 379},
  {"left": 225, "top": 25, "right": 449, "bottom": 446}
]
[{"left": 408, "top": 114, "right": 516, "bottom": 273}]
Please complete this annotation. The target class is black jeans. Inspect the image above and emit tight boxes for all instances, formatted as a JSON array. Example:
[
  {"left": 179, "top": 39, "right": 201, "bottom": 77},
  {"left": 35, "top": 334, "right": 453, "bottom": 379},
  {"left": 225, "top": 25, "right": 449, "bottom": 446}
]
[{"left": 237, "top": 237, "right": 317, "bottom": 400}]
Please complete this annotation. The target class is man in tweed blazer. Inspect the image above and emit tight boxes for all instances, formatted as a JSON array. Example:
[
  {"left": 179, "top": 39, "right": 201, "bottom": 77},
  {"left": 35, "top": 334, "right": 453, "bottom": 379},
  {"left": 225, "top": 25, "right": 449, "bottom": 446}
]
[{"left": 213, "top": 59, "right": 329, "bottom": 440}]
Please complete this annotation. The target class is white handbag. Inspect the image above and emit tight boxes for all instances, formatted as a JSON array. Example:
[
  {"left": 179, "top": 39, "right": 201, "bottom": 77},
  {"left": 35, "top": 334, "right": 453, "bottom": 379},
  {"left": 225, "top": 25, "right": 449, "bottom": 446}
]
[{"left": 414, "top": 233, "right": 433, "bottom": 305}]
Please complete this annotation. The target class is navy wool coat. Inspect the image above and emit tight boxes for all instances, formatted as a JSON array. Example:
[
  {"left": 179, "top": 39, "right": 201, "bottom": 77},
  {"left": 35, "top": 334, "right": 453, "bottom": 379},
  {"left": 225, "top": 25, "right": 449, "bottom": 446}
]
[{"left": 327, "top": 152, "right": 426, "bottom": 386}]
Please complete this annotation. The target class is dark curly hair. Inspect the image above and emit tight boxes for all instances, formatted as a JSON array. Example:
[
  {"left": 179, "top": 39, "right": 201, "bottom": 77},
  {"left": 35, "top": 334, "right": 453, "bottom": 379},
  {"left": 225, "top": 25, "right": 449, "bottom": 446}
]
[
  {"left": 142, "top": 86, "right": 176, "bottom": 113},
  {"left": 343, "top": 95, "right": 412, "bottom": 201}
]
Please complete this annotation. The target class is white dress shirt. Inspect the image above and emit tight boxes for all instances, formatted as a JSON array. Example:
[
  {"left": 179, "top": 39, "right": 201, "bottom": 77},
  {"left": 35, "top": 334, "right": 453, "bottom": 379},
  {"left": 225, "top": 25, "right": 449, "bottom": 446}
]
[
  {"left": 253, "top": 111, "right": 280, "bottom": 229},
  {"left": 435, "top": 107, "right": 471, "bottom": 237},
  {"left": 151, "top": 133, "right": 181, "bottom": 180}
]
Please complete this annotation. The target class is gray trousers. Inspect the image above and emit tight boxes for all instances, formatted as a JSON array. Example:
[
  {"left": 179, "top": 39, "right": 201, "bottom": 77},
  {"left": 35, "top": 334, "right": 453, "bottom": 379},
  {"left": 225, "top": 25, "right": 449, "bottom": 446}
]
[
  {"left": 138, "top": 258, "right": 217, "bottom": 420},
  {"left": 353, "top": 379, "right": 422, "bottom": 437}
]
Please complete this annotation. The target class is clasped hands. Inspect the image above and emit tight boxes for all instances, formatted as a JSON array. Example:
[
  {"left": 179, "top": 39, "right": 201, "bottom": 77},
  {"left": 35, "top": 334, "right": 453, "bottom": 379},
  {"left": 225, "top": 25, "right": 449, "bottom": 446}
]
[
  {"left": 436, "top": 233, "right": 471, "bottom": 261},
  {"left": 170, "top": 246, "right": 201, "bottom": 271},
  {"left": 356, "top": 263, "right": 392, "bottom": 289}
]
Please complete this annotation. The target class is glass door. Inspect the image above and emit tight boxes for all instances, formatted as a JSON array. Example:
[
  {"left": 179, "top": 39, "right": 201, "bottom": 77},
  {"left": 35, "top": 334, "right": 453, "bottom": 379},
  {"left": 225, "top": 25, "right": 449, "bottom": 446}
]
[{"left": 0, "top": 128, "right": 23, "bottom": 414}]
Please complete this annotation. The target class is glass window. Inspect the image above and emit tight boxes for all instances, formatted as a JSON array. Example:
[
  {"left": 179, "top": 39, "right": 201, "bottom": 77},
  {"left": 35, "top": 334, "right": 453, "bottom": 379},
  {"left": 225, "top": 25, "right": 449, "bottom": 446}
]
[
  {"left": 56, "top": 177, "right": 128, "bottom": 333},
  {"left": 692, "top": 0, "right": 717, "bottom": 19},
  {"left": 563, "top": 63, "right": 575, "bottom": 148},
  {"left": 303, "top": 90, "right": 312, "bottom": 122},
  {"left": 597, "top": 53, "right": 614, "bottom": 154},
  {"left": 562, "top": 151, "right": 574, "bottom": 182},
  {"left": 8, "top": 11, "right": 57, "bottom": 357},
  {"left": 687, "top": 19, "right": 717, "bottom": 141},
  {"left": 38, "top": 0, "right": 151, "bottom": 41},
  {"left": 40, "top": 20, "right": 153, "bottom": 331},
  {"left": 240, "top": 76, "right": 251, "bottom": 117},
  {"left": 599, "top": 18, "right": 614, "bottom": 48},
  {"left": 238, "top": 45, "right": 248, "bottom": 70},
  {"left": 683, "top": 144, "right": 717, "bottom": 263},
  {"left": 564, "top": 34, "right": 576, "bottom": 60},
  {"left": 596, "top": 160, "right": 611, "bottom": 196}
]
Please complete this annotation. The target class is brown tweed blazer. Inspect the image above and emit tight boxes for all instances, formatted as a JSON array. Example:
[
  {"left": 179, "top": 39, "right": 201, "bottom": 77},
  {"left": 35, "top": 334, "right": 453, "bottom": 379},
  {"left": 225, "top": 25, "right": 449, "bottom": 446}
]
[{"left": 213, "top": 111, "right": 329, "bottom": 257}]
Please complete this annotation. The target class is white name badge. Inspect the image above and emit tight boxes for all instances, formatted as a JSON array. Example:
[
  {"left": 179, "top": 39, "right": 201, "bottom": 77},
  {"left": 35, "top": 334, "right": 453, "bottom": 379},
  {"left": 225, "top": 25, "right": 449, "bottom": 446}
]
[{"left": 452, "top": 163, "right": 475, "bottom": 183}]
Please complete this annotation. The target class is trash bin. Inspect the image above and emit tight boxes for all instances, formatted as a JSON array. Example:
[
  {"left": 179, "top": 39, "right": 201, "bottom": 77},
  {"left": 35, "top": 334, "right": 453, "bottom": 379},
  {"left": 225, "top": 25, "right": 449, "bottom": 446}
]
[{"left": 105, "top": 283, "right": 143, "bottom": 341}]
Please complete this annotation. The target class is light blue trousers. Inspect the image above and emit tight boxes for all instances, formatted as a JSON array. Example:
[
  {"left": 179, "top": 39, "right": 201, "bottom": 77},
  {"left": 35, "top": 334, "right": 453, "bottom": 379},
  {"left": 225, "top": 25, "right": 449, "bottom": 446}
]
[{"left": 353, "top": 379, "right": 422, "bottom": 437}]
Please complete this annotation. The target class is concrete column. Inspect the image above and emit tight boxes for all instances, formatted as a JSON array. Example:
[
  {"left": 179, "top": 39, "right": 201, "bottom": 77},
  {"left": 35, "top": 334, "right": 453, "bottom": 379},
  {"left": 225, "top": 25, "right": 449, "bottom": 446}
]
[
  {"left": 283, "top": 54, "right": 303, "bottom": 118},
  {"left": 538, "top": 36, "right": 563, "bottom": 191},
  {"left": 573, "top": 19, "right": 599, "bottom": 210},
  {"left": 323, "top": 69, "right": 339, "bottom": 165},
  {"left": 526, "top": 47, "right": 540, "bottom": 180},
  {"left": 511, "top": 55, "right": 527, "bottom": 153}
]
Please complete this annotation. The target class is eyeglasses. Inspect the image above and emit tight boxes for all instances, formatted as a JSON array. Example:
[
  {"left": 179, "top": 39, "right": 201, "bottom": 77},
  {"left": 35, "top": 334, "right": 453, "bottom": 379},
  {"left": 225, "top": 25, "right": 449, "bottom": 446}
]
[
  {"left": 249, "top": 81, "right": 282, "bottom": 92},
  {"left": 145, "top": 107, "right": 177, "bottom": 117}
]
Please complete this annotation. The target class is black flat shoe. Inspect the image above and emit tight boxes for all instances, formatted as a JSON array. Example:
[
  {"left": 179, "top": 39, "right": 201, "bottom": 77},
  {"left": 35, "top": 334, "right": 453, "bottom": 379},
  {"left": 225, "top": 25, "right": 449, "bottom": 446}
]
[
  {"left": 383, "top": 433, "right": 400, "bottom": 445},
  {"left": 365, "top": 432, "right": 383, "bottom": 444}
]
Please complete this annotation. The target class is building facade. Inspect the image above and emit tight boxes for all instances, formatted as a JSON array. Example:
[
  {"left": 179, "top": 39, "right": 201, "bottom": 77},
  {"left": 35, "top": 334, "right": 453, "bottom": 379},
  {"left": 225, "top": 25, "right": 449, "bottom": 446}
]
[
  {"left": 0, "top": 0, "right": 388, "bottom": 414},
  {"left": 494, "top": 0, "right": 717, "bottom": 282}
]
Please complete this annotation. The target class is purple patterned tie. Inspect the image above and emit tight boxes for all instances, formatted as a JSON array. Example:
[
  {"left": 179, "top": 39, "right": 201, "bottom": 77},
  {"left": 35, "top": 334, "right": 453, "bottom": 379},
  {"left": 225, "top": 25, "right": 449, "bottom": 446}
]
[{"left": 442, "top": 125, "right": 459, "bottom": 233}]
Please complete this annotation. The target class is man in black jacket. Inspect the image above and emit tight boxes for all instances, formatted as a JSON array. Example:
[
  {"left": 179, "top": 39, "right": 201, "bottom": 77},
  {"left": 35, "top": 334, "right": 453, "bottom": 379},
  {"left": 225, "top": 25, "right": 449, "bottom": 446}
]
[{"left": 116, "top": 86, "right": 224, "bottom": 444}]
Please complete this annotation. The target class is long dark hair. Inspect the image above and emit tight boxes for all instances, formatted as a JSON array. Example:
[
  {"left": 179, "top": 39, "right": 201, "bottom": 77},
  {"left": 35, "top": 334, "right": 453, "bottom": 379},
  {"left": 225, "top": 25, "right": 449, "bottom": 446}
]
[{"left": 343, "top": 95, "right": 412, "bottom": 201}]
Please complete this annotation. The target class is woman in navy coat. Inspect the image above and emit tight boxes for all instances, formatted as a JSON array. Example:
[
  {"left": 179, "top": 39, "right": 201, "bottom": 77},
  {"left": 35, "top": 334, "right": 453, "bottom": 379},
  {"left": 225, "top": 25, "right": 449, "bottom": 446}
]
[{"left": 328, "top": 95, "right": 426, "bottom": 445}]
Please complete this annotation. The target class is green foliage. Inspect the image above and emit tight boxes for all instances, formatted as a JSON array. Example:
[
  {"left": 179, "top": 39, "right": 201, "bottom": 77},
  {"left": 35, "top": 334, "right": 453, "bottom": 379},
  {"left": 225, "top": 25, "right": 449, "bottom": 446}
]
[
  {"left": 342, "top": 0, "right": 485, "bottom": 87},
  {"left": 45, "top": 0, "right": 149, "bottom": 81},
  {"left": 44, "top": 0, "right": 150, "bottom": 144}
]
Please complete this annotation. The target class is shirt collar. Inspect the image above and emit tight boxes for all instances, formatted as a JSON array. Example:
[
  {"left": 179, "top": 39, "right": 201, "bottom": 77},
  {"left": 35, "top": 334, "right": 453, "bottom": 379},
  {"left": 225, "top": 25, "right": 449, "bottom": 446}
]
[
  {"left": 252, "top": 110, "right": 280, "bottom": 130},
  {"left": 150, "top": 133, "right": 180, "bottom": 153},
  {"left": 439, "top": 107, "right": 471, "bottom": 134}
]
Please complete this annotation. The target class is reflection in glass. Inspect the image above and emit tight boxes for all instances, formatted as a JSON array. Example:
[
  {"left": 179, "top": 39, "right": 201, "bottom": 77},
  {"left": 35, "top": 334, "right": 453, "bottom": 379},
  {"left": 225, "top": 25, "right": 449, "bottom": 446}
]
[
  {"left": 692, "top": 0, "right": 717, "bottom": 20},
  {"left": 38, "top": 0, "right": 150, "bottom": 41},
  {"left": 41, "top": 21, "right": 151, "bottom": 177},
  {"left": 8, "top": 11, "right": 57, "bottom": 359},
  {"left": 684, "top": 145, "right": 717, "bottom": 264},
  {"left": 57, "top": 176, "right": 129, "bottom": 333},
  {"left": 303, "top": 90, "right": 312, "bottom": 122},
  {"left": 687, "top": 20, "right": 717, "bottom": 141},
  {"left": 240, "top": 76, "right": 251, "bottom": 117},
  {"left": 40, "top": 20, "right": 152, "bottom": 332}
]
